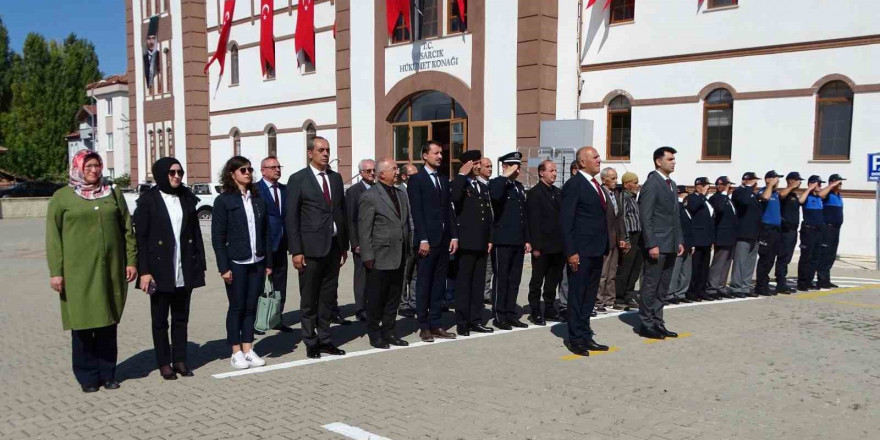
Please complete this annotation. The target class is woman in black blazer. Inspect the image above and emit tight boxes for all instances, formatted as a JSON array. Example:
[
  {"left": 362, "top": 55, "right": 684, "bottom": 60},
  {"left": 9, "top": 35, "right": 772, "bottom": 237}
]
[
  {"left": 133, "top": 157, "right": 206, "bottom": 380},
  {"left": 212, "top": 156, "right": 273, "bottom": 370}
]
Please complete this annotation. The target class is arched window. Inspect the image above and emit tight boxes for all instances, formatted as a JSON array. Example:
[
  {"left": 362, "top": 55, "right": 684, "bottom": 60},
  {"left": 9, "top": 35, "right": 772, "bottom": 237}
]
[
  {"left": 814, "top": 81, "right": 853, "bottom": 160},
  {"left": 230, "top": 43, "right": 239, "bottom": 86},
  {"left": 606, "top": 95, "right": 631, "bottom": 160},
  {"left": 703, "top": 89, "right": 734, "bottom": 160},
  {"left": 305, "top": 123, "right": 317, "bottom": 151},
  {"left": 267, "top": 126, "right": 277, "bottom": 156},
  {"left": 390, "top": 91, "right": 467, "bottom": 177},
  {"left": 232, "top": 129, "right": 241, "bottom": 156}
]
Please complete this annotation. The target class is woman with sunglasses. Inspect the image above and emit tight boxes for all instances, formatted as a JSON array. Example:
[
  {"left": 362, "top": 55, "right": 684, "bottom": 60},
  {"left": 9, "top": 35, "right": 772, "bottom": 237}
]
[
  {"left": 46, "top": 150, "right": 137, "bottom": 392},
  {"left": 212, "top": 156, "right": 273, "bottom": 369},
  {"left": 132, "top": 158, "right": 206, "bottom": 380}
]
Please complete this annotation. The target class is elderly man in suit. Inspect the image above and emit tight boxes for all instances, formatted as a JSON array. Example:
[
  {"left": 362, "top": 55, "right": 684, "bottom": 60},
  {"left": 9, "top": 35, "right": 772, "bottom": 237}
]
[
  {"left": 358, "top": 158, "right": 412, "bottom": 349},
  {"left": 407, "top": 141, "right": 459, "bottom": 342},
  {"left": 595, "top": 167, "right": 625, "bottom": 313},
  {"left": 397, "top": 163, "right": 419, "bottom": 317},
  {"left": 257, "top": 156, "right": 292, "bottom": 333},
  {"left": 286, "top": 137, "right": 349, "bottom": 359},
  {"left": 526, "top": 159, "right": 564, "bottom": 325},
  {"left": 345, "top": 159, "right": 376, "bottom": 323},
  {"left": 561, "top": 147, "right": 610, "bottom": 356},
  {"left": 637, "top": 146, "right": 684, "bottom": 340}
]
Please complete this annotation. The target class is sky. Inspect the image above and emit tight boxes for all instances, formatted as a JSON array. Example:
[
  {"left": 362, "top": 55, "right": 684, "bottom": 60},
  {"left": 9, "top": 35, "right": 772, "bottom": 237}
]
[{"left": 2, "top": 0, "right": 127, "bottom": 76}]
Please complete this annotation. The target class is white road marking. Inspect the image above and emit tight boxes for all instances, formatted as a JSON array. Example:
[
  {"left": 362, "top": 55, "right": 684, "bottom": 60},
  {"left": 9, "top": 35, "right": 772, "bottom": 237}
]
[{"left": 322, "top": 422, "right": 392, "bottom": 440}]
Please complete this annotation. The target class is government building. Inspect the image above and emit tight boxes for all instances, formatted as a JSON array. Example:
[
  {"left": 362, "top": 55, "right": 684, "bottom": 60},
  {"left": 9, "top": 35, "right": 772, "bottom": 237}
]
[{"left": 124, "top": 0, "right": 880, "bottom": 256}]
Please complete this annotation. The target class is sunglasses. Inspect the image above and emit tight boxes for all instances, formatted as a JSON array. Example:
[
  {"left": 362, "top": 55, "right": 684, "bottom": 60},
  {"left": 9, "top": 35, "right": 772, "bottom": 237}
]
[
  {"left": 168, "top": 169, "right": 185, "bottom": 177},
  {"left": 238, "top": 167, "right": 254, "bottom": 174}
]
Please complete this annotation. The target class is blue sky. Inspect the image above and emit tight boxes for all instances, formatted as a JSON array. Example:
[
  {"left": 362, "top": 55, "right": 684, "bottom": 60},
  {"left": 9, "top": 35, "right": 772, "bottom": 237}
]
[{"left": 2, "top": 0, "right": 127, "bottom": 76}]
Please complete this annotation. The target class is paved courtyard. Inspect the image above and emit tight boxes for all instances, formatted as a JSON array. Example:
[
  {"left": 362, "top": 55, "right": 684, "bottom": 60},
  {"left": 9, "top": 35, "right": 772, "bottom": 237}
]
[{"left": 1, "top": 217, "right": 878, "bottom": 440}]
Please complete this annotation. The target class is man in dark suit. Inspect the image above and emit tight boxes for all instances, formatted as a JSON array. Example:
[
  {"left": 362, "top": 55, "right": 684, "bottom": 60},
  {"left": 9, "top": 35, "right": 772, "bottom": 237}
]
[
  {"left": 561, "top": 147, "right": 610, "bottom": 355},
  {"left": 397, "top": 163, "right": 419, "bottom": 317},
  {"left": 358, "top": 158, "right": 412, "bottom": 349},
  {"left": 707, "top": 176, "right": 738, "bottom": 297},
  {"left": 526, "top": 159, "right": 564, "bottom": 325},
  {"left": 489, "top": 152, "right": 531, "bottom": 330},
  {"left": 450, "top": 151, "right": 494, "bottom": 336},
  {"left": 257, "top": 156, "right": 292, "bottom": 333},
  {"left": 285, "top": 137, "right": 348, "bottom": 359},
  {"left": 345, "top": 159, "right": 376, "bottom": 323},
  {"left": 637, "top": 146, "right": 684, "bottom": 340},
  {"left": 685, "top": 177, "right": 716, "bottom": 301},
  {"left": 407, "top": 140, "right": 459, "bottom": 342}
]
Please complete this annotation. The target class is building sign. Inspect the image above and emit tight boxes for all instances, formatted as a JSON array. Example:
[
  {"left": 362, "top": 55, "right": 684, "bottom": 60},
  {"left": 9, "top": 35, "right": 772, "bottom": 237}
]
[
  {"left": 398, "top": 41, "right": 461, "bottom": 73},
  {"left": 868, "top": 153, "right": 880, "bottom": 182},
  {"left": 385, "top": 34, "right": 472, "bottom": 94}
]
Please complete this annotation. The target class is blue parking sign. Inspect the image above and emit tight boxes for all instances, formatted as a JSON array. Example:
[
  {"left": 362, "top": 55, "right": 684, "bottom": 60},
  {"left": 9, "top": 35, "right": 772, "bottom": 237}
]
[{"left": 869, "top": 153, "right": 880, "bottom": 182}]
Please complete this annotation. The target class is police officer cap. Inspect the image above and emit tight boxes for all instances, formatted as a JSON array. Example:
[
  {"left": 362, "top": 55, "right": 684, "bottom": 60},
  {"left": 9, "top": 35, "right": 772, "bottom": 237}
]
[
  {"left": 764, "top": 170, "right": 783, "bottom": 179},
  {"left": 742, "top": 172, "right": 758, "bottom": 181},
  {"left": 459, "top": 150, "right": 482, "bottom": 163},
  {"left": 676, "top": 185, "right": 688, "bottom": 195},
  {"left": 715, "top": 176, "right": 731, "bottom": 186},
  {"left": 694, "top": 177, "right": 710, "bottom": 186},
  {"left": 786, "top": 172, "right": 803, "bottom": 181},
  {"left": 499, "top": 152, "right": 522, "bottom": 164},
  {"left": 828, "top": 174, "right": 847, "bottom": 182},
  {"left": 808, "top": 175, "right": 825, "bottom": 184}
]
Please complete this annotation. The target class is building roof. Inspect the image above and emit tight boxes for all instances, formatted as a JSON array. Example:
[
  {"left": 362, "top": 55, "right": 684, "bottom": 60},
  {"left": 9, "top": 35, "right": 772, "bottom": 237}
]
[
  {"left": 86, "top": 74, "right": 128, "bottom": 90},
  {"left": 74, "top": 105, "right": 97, "bottom": 122}
]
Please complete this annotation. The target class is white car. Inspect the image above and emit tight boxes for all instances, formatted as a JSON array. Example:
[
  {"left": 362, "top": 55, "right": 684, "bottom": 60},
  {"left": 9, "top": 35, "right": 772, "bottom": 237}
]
[{"left": 123, "top": 182, "right": 221, "bottom": 220}]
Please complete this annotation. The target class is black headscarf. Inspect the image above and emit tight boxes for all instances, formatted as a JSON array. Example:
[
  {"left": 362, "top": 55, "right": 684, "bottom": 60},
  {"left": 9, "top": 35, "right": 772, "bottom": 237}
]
[{"left": 152, "top": 157, "right": 183, "bottom": 196}]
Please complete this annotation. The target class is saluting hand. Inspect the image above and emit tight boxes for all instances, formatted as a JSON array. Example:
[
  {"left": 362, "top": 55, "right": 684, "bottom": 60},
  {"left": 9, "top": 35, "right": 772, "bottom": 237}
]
[{"left": 459, "top": 160, "right": 475, "bottom": 176}]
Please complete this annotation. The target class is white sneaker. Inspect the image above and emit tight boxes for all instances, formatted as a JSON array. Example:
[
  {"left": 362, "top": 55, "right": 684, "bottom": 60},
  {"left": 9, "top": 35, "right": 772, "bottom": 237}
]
[
  {"left": 244, "top": 350, "right": 266, "bottom": 367},
  {"left": 230, "top": 351, "right": 249, "bottom": 369}
]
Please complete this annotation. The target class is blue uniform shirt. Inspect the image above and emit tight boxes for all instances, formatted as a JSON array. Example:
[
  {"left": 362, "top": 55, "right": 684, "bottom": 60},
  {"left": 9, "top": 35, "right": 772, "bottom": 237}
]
[
  {"left": 760, "top": 189, "right": 782, "bottom": 226},
  {"left": 823, "top": 192, "right": 844, "bottom": 226},
  {"left": 802, "top": 194, "right": 824, "bottom": 226}
]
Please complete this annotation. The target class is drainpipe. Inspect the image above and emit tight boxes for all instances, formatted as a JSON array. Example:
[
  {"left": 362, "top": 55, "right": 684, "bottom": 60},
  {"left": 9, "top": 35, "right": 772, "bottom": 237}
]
[{"left": 576, "top": 0, "right": 584, "bottom": 120}]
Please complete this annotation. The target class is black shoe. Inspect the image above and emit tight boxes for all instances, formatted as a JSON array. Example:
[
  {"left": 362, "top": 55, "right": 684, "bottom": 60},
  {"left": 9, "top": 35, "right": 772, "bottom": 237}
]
[
  {"left": 544, "top": 311, "right": 561, "bottom": 321},
  {"left": 356, "top": 311, "right": 368, "bottom": 322},
  {"left": 254, "top": 329, "right": 266, "bottom": 335},
  {"left": 797, "top": 285, "right": 811, "bottom": 292},
  {"left": 469, "top": 324, "right": 494, "bottom": 333},
  {"left": 566, "top": 341, "right": 590, "bottom": 356},
  {"left": 173, "top": 362, "right": 194, "bottom": 377},
  {"left": 656, "top": 324, "right": 678, "bottom": 338},
  {"left": 584, "top": 339, "right": 610, "bottom": 351},
  {"left": 755, "top": 290, "right": 771, "bottom": 297},
  {"left": 590, "top": 310, "right": 598, "bottom": 317},
  {"left": 595, "top": 306, "right": 608, "bottom": 313},
  {"left": 398, "top": 308, "right": 416, "bottom": 318},
  {"left": 159, "top": 365, "right": 178, "bottom": 381},
  {"left": 81, "top": 385, "right": 100, "bottom": 393},
  {"left": 818, "top": 282, "right": 838, "bottom": 289},
  {"left": 306, "top": 346, "right": 321, "bottom": 359},
  {"left": 331, "top": 315, "right": 353, "bottom": 326},
  {"left": 274, "top": 325, "right": 294, "bottom": 333},
  {"left": 370, "top": 340, "right": 390, "bottom": 349},
  {"left": 528, "top": 314, "right": 546, "bottom": 326},
  {"left": 746, "top": 290, "right": 759, "bottom": 297},
  {"left": 386, "top": 336, "right": 409, "bottom": 347},
  {"left": 509, "top": 319, "right": 528, "bottom": 328},
  {"left": 809, "top": 284, "right": 821, "bottom": 290},
  {"left": 638, "top": 326, "right": 666, "bottom": 339},
  {"left": 456, "top": 325, "right": 471, "bottom": 337},
  {"left": 102, "top": 381, "right": 121, "bottom": 390},
  {"left": 625, "top": 299, "right": 640, "bottom": 309},
  {"left": 319, "top": 344, "right": 346, "bottom": 356},
  {"left": 681, "top": 298, "right": 694, "bottom": 303},
  {"left": 493, "top": 319, "right": 512, "bottom": 330}
]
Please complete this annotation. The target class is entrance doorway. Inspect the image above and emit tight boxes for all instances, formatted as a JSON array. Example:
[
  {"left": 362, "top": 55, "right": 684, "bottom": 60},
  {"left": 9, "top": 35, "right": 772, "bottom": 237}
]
[{"left": 391, "top": 91, "right": 468, "bottom": 177}]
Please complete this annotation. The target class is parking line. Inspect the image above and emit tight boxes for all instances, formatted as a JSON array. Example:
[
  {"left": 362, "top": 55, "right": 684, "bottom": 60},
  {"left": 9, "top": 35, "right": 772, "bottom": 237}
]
[
  {"left": 322, "top": 422, "right": 392, "bottom": 440},
  {"left": 794, "top": 284, "right": 880, "bottom": 299}
]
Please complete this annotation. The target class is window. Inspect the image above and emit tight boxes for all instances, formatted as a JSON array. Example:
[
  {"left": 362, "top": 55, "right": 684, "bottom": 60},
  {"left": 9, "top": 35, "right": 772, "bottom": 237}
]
[
  {"left": 391, "top": 15, "right": 411, "bottom": 43},
  {"left": 267, "top": 127, "right": 277, "bottom": 157},
  {"left": 448, "top": 0, "right": 467, "bottom": 34},
  {"left": 416, "top": 0, "right": 439, "bottom": 39},
  {"left": 606, "top": 95, "right": 631, "bottom": 159},
  {"left": 391, "top": 91, "right": 468, "bottom": 177},
  {"left": 232, "top": 130, "right": 241, "bottom": 156},
  {"left": 814, "top": 81, "right": 853, "bottom": 160},
  {"left": 702, "top": 89, "right": 734, "bottom": 159},
  {"left": 107, "top": 133, "right": 114, "bottom": 151},
  {"left": 230, "top": 44, "right": 239, "bottom": 85},
  {"left": 610, "top": 0, "right": 635, "bottom": 23},
  {"left": 106, "top": 99, "right": 113, "bottom": 115},
  {"left": 167, "top": 127, "right": 174, "bottom": 156},
  {"left": 305, "top": 123, "right": 317, "bottom": 151},
  {"left": 108, "top": 168, "right": 116, "bottom": 179},
  {"left": 298, "top": 51, "right": 315, "bottom": 74},
  {"left": 708, "top": 0, "right": 738, "bottom": 8}
]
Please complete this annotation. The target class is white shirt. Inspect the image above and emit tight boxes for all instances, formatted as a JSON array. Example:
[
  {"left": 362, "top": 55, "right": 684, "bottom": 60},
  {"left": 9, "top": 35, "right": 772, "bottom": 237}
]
[
  {"left": 232, "top": 191, "right": 264, "bottom": 265},
  {"left": 655, "top": 169, "right": 674, "bottom": 192},
  {"left": 579, "top": 170, "right": 602, "bottom": 195},
  {"left": 477, "top": 176, "right": 489, "bottom": 185},
  {"left": 309, "top": 164, "right": 338, "bottom": 236},
  {"left": 161, "top": 191, "right": 185, "bottom": 287}
]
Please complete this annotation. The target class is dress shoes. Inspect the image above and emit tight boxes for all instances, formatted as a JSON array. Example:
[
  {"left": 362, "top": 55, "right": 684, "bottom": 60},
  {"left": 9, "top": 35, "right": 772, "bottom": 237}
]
[
  {"left": 469, "top": 324, "right": 494, "bottom": 333},
  {"left": 493, "top": 319, "right": 512, "bottom": 330},
  {"left": 566, "top": 342, "right": 590, "bottom": 356},
  {"left": 509, "top": 319, "right": 529, "bottom": 328},
  {"left": 809, "top": 284, "right": 821, "bottom": 290},
  {"left": 306, "top": 346, "right": 321, "bottom": 359},
  {"left": 253, "top": 329, "right": 266, "bottom": 336},
  {"left": 331, "top": 315, "right": 353, "bottom": 326},
  {"left": 386, "top": 336, "right": 409, "bottom": 347},
  {"left": 102, "top": 380, "right": 121, "bottom": 390},
  {"left": 680, "top": 298, "right": 694, "bottom": 303},
  {"left": 173, "top": 363, "right": 194, "bottom": 377},
  {"left": 398, "top": 308, "right": 416, "bottom": 318},
  {"left": 456, "top": 325, "right": 470, "bottom": 337},
  {"left": 544, "top": 311, "right": 561, "bottom": 321},
  {"left": 370, "top": 340, "right": 391, "bottom": 349},
  {"left": 159, "top": 365, "right": 178, "bottom": 381},
  {"left": 431, "top": 328, "right": 457, "bottom": 339},
  {"left": 818, "top": 282, "right": 838, "bottom": 289},
  {"left": 595, "top": 305, "right": 608, "bottom": 313},
  {"left": 419, "top": 329, "right": 435, "bottom": 342},
  {"left": 528, "top": 314, "right": 546, "bottom": 326},
  {"left": 776, "top": 286, "right": 794, "bottom": 294},
  {"left": 655, "top": 324, "right": 678, "bottom": 338},
  {"left": 274, "top": 324, "right": 294, "bottom": 333},
  {"left": 638, "top": 326, "right": 666, "bottom": 339},
  {"left": 356, "top": 310, "right": 368, "bottom": 322},
  {"left": 319, "top": 344, "right": 346, "bottom": 356},
  {"left": 81, "top": 385, "right": 100, "bottom": 393},
  {"left": 584, "top": 339, "right": 609, "bottom": 351},
  {"left": 796, "top": 285, "right": 811, "bottom": 292}
]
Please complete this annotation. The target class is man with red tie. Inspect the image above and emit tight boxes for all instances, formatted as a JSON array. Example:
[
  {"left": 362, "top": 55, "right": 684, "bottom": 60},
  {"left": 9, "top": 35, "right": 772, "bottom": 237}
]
[{"left": 637, "top": 146, "right": 684, "bottom": 340}]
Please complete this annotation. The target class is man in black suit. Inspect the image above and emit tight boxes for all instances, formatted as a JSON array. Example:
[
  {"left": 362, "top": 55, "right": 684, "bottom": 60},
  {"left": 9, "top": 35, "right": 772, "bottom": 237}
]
[
  {"left": 397, "top": 163, "right": 419, "bottom": 317},
  {"left": 685, "top": 177, "right": 716, "bottom": 301},
  {"left": 637, "top": 146, "right": 684, "bottom": 340},
  {"left": 489, "top": 152, "right": 531, "bottom": 330},
  {"left": 556, "top": 160, "right": 582, "bottom": 321},
  {"left": 707, "top": 176, "right": 738, "bottom": 297},
  {"left": 345, "top": 159, "right": 376, "bottom": 323},
  {"left": 407, "top": 141, "right": 459, "bottom": 342},
  {"left": 561, "top": 147, "right": 610, "bottom": 355},
  {"left": 526, "top": 159, "right": 564, "bottom": 325},
  {"left": 257, "top": 156, "right": 292, "bottom": 333},
  {"left": 450, "top": 151, "right": 494, "bottom": 336},
  {"left": 285, "top": 137, "right": 348, "bottom": 359}
]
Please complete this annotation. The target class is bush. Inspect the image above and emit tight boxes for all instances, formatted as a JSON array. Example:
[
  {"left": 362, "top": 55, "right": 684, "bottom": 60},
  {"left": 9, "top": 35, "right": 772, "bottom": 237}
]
[{"left": 113, "top": 173, "right": 132, "bottom": 189}]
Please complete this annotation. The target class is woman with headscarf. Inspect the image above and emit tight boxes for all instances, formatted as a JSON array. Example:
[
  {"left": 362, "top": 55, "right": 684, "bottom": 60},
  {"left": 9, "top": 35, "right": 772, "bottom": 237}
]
[
  {"left": 133, "top": 158, "right": 206, "bottom": 380},
  {"left": 46, "top": 149, "right": 138, "bottom": 393}
]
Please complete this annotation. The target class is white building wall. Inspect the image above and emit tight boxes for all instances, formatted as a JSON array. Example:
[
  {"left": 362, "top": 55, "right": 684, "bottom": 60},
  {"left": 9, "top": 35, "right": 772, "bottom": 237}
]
[
  {"left": 555, "top": 0, "right": 580, "bottom": 120},
  {"left": 349, "top": 0, "right": 376, "bottom": 180},
  {"left": 482, "top": 0, "right": 518, "bottom": 164}
]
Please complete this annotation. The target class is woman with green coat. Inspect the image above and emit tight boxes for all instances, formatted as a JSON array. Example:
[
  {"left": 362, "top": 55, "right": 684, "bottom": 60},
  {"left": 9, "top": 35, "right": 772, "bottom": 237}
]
[{"left": 46, "top": 149, "right": 138, "bottom": 393}]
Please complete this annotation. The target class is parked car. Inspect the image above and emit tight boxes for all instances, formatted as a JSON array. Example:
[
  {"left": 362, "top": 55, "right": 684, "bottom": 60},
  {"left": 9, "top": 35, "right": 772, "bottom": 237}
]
[
  {"left": 0, "top": 181, "right": 65, "bottom": 198},
  {"left": 123, "top": 181, "right": 220, "bottom": 220}
]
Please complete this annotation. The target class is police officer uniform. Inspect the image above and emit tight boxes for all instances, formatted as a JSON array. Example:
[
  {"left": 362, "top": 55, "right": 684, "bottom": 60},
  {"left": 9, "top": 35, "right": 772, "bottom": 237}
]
[
  {"left": 797, "top": 175, "right": 825, "bottom": 290},
  {"left": 685, "top": 177, "right": 716, "bottom": 301},
  {"left": 776, "top": 172, "right": 803, "bottom": 293},
  {"left": 818, "top": 174, "right": 846, "bottom": 288},
  {"left": 730, "top": 172, "right": 763, "bottom": 297},
  {"left": 667, "top": 186, "right": 694, "bottom": 303},
  {"left": 488, "top": 152, "right": 530, "bottom": 330},
  {"left": 707, "top": 176, "right": 739, "bottom": 297},
  {"left": 754, "top": 171, "right": 784, "bottom": 296},
  {"left": 450, "top": 150, "right": 495, "bottom": 336}
]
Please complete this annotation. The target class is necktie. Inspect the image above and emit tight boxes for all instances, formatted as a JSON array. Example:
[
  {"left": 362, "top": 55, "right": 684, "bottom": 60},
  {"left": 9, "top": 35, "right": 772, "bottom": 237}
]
[
  {"left": 431, "top": 173, "right": 441, "bottom": 198},
  {"left": 592, "top": 177, "right": 607, "bottom": 210},
  {"left": 319, "top": 172, "right": 331, "bottom": 206},
  {"left": 472, "top": 180, "right": 479, "bottom": 193},
  {"left": 666, "top": 178, "right": 673, "bottom": 191},
  {"left": 272, "top": 184, "right": 281, "bottom": 213}
]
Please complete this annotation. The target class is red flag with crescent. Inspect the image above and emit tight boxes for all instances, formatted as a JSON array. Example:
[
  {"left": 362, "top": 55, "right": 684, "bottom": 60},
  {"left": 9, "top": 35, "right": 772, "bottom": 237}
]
[
  {"left": 457, "top": 0, "right": 467, "bottom": 24},
  {"left": 586, "top": 0, "right": 611, "bottom": 9},
  {"left": 295, "top": 0, "right": 316, "bottom": 66},
  {"left": 260, "top": 0, "right": 276, "bottom": 76},
  {"left": 204, "top": 0, "right": 236, "bottom": 75},
  {"left": 386, "top": 0, "right": 412, "bottom": 36}
]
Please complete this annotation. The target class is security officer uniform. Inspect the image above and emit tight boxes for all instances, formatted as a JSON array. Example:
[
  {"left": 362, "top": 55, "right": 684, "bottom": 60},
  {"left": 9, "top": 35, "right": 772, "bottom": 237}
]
[
  {"left": 707, "top": 176, "right": 738, "bottom": 297},
  {"left": 776, "top": 172, "right": 803, "bottom": 293},
  {"left": 797, "top": 175, "right": 825, "bottom": 290},
  {"left": 754, "top": 171, "right": 784, "bottom": 296},
  {"left": 818, "top": 174, "right": 846, "bottom": 288},
  {"left": 685, "top": 177, "right": 715, "bottom": 301},
  {"left": 730, "top": 172, "right": 763, "bottom": 297},
  {"left": 450, "top": 150, "right": 494, "bottom": 336},
  {"left": 489, "top": 152, "right": 530, "bottom": 329},
  {"left": 667, "top": 186, "right": 694, "bottom": 303}
]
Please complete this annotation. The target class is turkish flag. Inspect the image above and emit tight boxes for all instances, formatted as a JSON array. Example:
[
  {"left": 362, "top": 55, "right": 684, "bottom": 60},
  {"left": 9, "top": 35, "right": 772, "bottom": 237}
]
[
  {"left": 295, "top": 0, "right": 315, "bottom": 66},
  {"left": 204, "top": 0, "right": 236, "bottom": 75},
  {"left": 457, "top": 0, "right": 467, "bottom": 24},
  {"left": 260, "top": 0, "right": 275, "bottom": 77},
  {"left": 586, "top": 0, "right": 611, "bottom": 9},
  {"left": 386, "top": 0, "right": 411, "bottom": 37}
]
